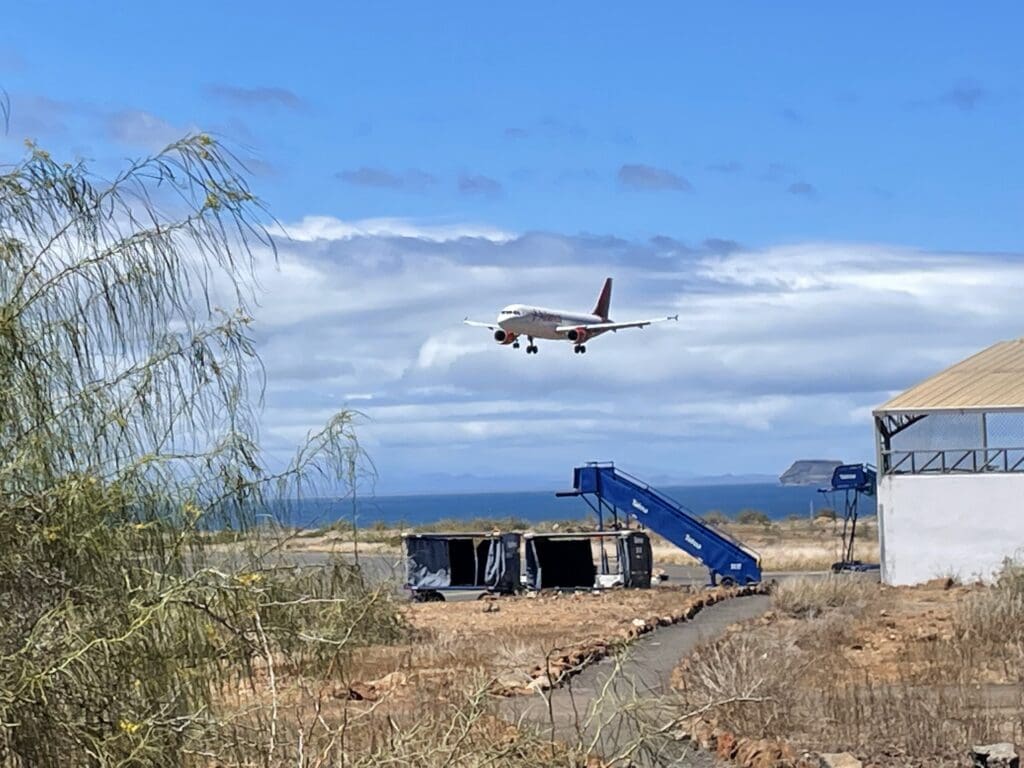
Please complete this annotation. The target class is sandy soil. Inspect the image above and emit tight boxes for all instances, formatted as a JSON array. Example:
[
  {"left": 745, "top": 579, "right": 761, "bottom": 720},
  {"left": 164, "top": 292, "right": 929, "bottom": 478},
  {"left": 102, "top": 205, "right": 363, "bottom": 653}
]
[
  {"left": 342, "top": 585, "right": 757, "bottom": 706},
  {"left": 671, "top": 577, "right": 1024, "bottom": 767},
  {"left": 281, "top": 517, "right": 879, "bottom": 573},
  {"left": 650, "top": 517, "right": 878, "bottom": 571}
]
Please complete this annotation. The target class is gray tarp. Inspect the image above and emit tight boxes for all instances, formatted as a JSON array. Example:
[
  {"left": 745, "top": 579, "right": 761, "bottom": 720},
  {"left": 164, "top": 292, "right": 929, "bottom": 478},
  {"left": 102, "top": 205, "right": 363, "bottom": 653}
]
[
  {"left": 406, "top": 534, "right": 521, "bottom": 593},
  {"left": 406, "top": 537, "right": 451, "bottom": 589}
]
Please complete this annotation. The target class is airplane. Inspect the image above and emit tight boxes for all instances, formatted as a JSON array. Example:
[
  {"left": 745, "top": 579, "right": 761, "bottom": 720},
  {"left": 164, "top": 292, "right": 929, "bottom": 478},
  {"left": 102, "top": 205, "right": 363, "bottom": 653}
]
[{"left": 464, "top": 278, "right": 678, "bottom": 354}]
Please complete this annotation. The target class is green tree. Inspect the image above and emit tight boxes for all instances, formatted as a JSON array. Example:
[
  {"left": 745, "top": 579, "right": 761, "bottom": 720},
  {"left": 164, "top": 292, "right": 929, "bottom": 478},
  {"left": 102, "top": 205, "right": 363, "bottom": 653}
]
[{"left": 0, "top": 134, "right": 401, "bottom": 766}]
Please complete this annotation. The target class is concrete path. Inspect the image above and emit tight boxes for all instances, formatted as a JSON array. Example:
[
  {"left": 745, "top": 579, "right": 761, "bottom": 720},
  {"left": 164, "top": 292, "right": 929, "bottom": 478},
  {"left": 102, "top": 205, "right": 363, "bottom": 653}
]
[{"left": 503, "top": 594, "right": 772, "bottom": 766}]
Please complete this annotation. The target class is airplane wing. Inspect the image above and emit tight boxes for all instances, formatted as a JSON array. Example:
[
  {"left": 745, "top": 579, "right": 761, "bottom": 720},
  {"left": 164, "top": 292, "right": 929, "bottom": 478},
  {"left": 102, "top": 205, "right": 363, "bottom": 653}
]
[
  {"left": 556, "top": 314, "right": 679, "bottom": 333},
  {"left": 463, "top": 318, "right": 499, "bottom": 331}
]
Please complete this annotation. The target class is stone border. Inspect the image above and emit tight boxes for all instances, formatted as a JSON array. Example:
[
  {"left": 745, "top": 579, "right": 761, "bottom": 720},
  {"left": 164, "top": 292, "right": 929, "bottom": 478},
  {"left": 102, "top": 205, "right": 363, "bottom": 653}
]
[
  {"left": 498, "top": 584, "right": 770, "bottom": 696},
  {"left": 676, "top": 717, "right": 821, "bottom": 768},
  {"left": 343, "top": 584, "right": 770, "bottom": 702},
  {"left": 671, "top": 611, "right": 863, "bottom": 768}
]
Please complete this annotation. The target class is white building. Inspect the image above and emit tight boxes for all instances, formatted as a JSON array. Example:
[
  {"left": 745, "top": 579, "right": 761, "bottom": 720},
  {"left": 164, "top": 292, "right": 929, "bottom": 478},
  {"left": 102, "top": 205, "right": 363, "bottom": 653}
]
[{"left": 874, "top": 339, "right": 1024, "bottom": 585}]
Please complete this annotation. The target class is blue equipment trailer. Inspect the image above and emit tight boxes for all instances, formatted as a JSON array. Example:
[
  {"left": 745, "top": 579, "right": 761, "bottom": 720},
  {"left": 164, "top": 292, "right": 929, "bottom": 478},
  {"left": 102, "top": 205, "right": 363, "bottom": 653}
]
[
  {"left": 819, "top": 463, "right": 879, "bottom": 573},
  {"left": 558, "top": 463, "right": 762, "bottom": 586}
]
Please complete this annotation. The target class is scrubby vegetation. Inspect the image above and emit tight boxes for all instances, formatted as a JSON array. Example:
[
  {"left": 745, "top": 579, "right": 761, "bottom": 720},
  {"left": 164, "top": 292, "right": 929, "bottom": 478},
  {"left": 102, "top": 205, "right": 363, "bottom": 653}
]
[
  {"left": 735, "top": 508, "right": 771, "bottom": 526},
  {"left": 0, "top": 131, "right": 678, "bottom": 768},
  {"left": 674, "top": 566, "right": 1024, "bottom": 765},
  {"left": 0, "top": 136, "right": 405, "bottom": 766},
  {"left": 702, "top": 509, "right": 730, "bottom": 525},
  {"left": 771, "top": 574, "right": 875, "bottom": 617}
]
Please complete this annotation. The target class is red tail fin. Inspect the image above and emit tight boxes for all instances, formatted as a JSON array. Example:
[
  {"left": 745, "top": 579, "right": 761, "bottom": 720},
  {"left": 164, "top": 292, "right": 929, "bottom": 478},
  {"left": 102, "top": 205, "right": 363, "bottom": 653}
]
[{"left": 591, "top": 278, "right": 612, "bottom": 319}]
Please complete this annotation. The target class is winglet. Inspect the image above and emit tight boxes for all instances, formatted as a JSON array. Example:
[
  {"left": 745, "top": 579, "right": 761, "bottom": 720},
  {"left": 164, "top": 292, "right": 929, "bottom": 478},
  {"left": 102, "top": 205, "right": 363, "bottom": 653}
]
[{"left": 592, "top": 277, "right": 612, "bottom": 320}]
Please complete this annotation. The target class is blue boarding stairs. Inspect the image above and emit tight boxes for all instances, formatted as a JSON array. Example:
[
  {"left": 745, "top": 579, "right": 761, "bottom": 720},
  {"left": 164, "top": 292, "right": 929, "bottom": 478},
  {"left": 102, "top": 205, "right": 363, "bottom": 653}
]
[{"left": 557, "top": 462, "right": 762, "bottom": 586}]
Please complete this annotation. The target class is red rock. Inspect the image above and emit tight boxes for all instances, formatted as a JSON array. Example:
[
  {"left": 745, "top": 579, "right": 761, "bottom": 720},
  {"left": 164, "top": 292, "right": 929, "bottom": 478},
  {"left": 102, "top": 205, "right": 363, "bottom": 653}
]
[{"left": 716, "top": 731, "right": 739, "bottom": 760}]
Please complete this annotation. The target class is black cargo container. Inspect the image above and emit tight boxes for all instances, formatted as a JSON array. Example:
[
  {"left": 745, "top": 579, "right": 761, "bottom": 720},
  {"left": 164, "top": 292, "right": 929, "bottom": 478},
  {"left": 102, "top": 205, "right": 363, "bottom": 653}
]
[{"left": 523, "top": 530, "right": 652, "bottom": 591}]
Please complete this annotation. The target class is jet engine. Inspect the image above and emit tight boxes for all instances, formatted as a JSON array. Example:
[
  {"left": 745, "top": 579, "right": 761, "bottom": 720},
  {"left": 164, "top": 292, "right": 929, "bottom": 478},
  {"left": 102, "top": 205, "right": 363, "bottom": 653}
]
[
  {"left": 566, "top": 327, "right": 590, "bottom": 343},
  {"left": 494, "top": 329, "right": 518, "bottom": 345}
]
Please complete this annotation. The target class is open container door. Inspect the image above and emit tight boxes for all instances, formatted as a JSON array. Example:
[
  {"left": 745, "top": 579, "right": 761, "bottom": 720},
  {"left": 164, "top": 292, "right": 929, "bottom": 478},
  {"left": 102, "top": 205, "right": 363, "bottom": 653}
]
[
  {"left": 405, "top": 536, "right": 452, "bottom": 590},
  {"left": 618, "top": 531, "right": 653, "bottom": 588},
  {"left": 484, "top": 532, "right": 521, "bottom": 594}
]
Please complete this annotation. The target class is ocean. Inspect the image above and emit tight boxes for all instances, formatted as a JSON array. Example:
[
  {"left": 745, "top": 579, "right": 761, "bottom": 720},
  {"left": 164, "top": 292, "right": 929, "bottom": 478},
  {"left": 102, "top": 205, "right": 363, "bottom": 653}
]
[{"left": 279, "top": 482, "right": 877, "bottom": 529}]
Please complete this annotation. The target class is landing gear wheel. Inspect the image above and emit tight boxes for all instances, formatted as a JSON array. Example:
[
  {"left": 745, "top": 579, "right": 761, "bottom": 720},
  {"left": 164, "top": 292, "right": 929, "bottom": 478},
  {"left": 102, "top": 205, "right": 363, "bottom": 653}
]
[
  {"left": 573, "top": 344, "right": 588, "bottom": 354},
  {"left": 512, "top": 341, "right": 520, "bottom": 349},
  {"left": 526, "top": 345, "right": 538, "bottom": 354}
]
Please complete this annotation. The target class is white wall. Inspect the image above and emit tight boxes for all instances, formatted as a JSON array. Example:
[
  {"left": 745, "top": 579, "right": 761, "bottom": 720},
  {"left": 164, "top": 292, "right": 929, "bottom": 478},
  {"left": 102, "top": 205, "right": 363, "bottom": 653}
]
[{"left": 878, "top": 474, "right": 1024, "bottom": 585}]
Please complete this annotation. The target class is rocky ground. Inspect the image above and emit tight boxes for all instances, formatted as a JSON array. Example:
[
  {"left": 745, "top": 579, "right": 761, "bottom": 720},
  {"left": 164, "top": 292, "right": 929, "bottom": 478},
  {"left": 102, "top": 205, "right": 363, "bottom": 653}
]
[
  {"left": 670, "top": 574, "right": 1024, "bottom": 768},
  {"left": 342, "top": 585, "right": 765, "bottom": 705}
]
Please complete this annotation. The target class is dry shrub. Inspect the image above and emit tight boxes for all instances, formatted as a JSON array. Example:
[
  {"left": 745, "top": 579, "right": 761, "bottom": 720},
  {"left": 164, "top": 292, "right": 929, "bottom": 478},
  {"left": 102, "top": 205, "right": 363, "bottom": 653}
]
[
  {"left": 674, "top": 621, "right": 1024, "bottom": 764},
  {"left": 772, "top": 575, "right": 874, "bottom": 618},
  {"left": 894, "top": 559, "right": 1024, "bottom": 687},
  {"left": 954, "top": 560, "right": 1024, "bottom": 662},
  {"left": 230, "top": 686, "right": 573, "bottom": 768},
  {"left": 813, "top": 673, "right": 1024, "bottom": 765},
  {"left": 672, "top": 567, "right": 1024, "bottom": 765},
  {"left": 675, "top": 628, "right": 812, "bottom": 738}
]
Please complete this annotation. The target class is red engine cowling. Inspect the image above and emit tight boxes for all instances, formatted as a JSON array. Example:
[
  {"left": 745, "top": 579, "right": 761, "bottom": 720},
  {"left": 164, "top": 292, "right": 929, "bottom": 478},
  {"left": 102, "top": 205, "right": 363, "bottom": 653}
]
[
  {"left": 494, "top": 329, "right": 518, "bottom": 345},
  {"left": 566, "top": 327, "right": 589, "bottom": 343}
]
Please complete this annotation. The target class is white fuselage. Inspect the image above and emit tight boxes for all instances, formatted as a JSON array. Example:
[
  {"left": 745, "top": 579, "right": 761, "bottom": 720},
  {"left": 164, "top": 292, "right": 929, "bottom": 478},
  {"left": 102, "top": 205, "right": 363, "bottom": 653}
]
[{"left": 496, "top": 304, "right": 606, "bottom": 341}]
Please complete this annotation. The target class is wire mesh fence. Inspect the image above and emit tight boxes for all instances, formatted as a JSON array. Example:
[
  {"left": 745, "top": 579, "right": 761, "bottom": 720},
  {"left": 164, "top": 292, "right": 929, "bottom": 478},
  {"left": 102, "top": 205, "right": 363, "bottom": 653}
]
[{"left": 884, "top": 411, "right": 1024, "bottom": 475}]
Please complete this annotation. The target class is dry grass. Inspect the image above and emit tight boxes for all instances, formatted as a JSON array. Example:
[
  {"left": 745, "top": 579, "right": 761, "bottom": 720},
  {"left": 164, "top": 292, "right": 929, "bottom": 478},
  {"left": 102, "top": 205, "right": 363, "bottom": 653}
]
[
  {"left": 285, "top": 517, "right": 880, "bottom": 573},
  {"left": 671, "top": 563, "right": 1024, "bottom": 766},
  {"left": 210, "top": 588, "right": 755, "bottom": 766},
  {"left": 346, "top": 586, "right": 708, "bottom": 696},
  {"left": 955, "top": 560, "right": 1024, "bottom": 663},
  {"left": 651, "top": 518, "right": 879, "bottom": 572},
  {"left": 772, "top": 574, "right": 876, "bottom": 618}
]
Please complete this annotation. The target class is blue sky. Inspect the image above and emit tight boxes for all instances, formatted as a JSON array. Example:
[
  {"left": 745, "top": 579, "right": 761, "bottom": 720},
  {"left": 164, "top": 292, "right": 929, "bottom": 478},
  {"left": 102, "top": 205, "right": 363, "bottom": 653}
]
[{"left": 3, "top": 3, "right": 1024, "bottom": 492}]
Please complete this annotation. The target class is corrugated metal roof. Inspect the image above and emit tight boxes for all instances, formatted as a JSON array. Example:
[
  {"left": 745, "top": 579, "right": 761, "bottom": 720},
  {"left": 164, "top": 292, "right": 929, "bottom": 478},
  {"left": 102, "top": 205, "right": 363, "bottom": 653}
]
[{"left": 876, "top": 339, "right": 1024, "bottom": 413}]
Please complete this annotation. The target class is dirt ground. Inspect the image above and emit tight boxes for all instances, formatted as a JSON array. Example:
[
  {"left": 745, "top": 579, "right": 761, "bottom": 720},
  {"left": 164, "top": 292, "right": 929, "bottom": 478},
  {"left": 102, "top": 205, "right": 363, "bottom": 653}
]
[
  {"left": 281, "top": 516, "right": 879, "bottom": 573},
  {"left": 342, "top": 585, "right": 754, "bottom": 706},
  {"left": 671, "top": 575, "right": 1024, "bottom": 767}
]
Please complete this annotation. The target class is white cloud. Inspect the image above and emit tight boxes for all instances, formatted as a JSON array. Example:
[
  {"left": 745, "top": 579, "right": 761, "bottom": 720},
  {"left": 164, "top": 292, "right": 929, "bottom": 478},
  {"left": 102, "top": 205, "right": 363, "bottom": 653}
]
[
  {"left": 277, "top": 215, "right": 513, "bottom": 243},
  {"left": 243, "top": 217, "right": 1024, "bottom": 490},
  {"left": 105, "top": 110, "right": 198, "bottom": 150}
]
